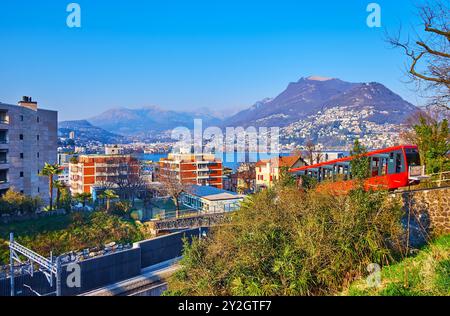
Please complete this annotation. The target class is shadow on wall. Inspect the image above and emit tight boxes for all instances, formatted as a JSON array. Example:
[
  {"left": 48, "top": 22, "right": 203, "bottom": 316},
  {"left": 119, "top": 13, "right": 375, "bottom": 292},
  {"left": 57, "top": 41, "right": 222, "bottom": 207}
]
[{"left": 398, "top": 187, "right": 450, "bottom": 248}]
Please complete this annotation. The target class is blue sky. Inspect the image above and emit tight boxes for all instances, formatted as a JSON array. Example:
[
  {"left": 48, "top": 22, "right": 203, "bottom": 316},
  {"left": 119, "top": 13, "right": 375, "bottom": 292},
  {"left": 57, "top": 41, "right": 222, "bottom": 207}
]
[{"left": 0, "top": 0, "right": 426, "bottom": 120}]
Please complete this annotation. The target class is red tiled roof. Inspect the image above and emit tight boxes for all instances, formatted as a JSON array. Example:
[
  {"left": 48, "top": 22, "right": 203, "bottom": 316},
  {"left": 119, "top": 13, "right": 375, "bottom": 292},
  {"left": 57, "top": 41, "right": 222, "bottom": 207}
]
[
  {"left": 278, "top": 155, "right": 302, "bottom": 168},
  {"left": 255, "top": 159, "right": 269, "bottom": 167},
  {"left": 267, "top": 155, "right": 302, "bottom": 168}
]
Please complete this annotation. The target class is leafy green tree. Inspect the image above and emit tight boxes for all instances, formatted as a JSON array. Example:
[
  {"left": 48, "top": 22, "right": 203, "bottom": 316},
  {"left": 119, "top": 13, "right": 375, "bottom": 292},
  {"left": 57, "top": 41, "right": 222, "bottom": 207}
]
[
  {"left": 74, "top": 192, "right": 91, "bottom": 208},
  {"left": 53, "top": 180, "right": 66, "bottom": 209},
  {"left": 0, "top": 189, "right": 42, "bottom": 215},
  {"left": 413, "top": 116, "right": 449, "bottom": 174},
  {"left": 100, "top": 189, "right": 119, "bottom": 212},
  {"left": 350, "top": 140, "right": 370, "bottom": 181},
  {"left": 298, "top": 175, "right": 318, "bottom": 190},
  {"left": 59, "top": 186, "right": 73, "bottom": 213},
  {"left": 113, "top": 200, "right": 132, "bottom": 217},
  {"left": 276, "top": 166, "right": 296, "bottom": 188},
  {"left": 39, "top": 163, "right": 62, "bottom": 211}
]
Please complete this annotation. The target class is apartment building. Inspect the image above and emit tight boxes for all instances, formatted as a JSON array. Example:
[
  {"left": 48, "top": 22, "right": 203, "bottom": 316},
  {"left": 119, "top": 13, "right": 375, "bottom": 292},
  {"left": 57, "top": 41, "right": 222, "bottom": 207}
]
[
  {"left": 0, "top": 97, "right": 57, "bottom": 202},
  {"left": 57, "top": 153, "right": 76, "bottom": 185},
  {"left": 159, "top": 153, "right": 223, "bottom": 189},
  {"left": 256, "top": 155, "right": 306, "bottom": 189},
  {"left": 69, "top": 154, "right": 140, "bottom": 194}
]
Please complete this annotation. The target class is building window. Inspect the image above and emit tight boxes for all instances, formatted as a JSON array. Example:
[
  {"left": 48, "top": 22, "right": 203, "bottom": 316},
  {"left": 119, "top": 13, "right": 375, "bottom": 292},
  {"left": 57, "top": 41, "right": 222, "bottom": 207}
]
[
  {"left": 37, "top": 117, "right": 40, "bottom": 123},
  {"left": 20, "top": 172, "right": 24, "bottom": 177},
  {"left": 0, "top": 170, "right": 7, "bottom": 183},
  {"left": 20, "top": 190, "right": 24, "bottom": 194},
  {"left": 37, "top": 152, "right": 40, "bottom": 158},
  {"left": 20, "top": 115, "right": 24, "bottom": 121},
  {"left": 19, "top": 134, "right": 24, "bottom": 140},
  {"left": 37, "top": 135, "right": 40, "bottom": 141},
  {"left": 20, "top": 153, "right": 24, "bottom": 159},
  {"left": 0, "top": 111, "right": 8, "bottom": 124},
  {"left": 38, "top": 187, "right": 40, "bottom": 193}
]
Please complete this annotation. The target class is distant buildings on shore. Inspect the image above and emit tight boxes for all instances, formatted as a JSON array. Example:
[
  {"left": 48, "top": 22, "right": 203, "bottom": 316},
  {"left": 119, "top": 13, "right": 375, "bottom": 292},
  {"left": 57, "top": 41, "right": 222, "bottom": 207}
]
[{"left": 0, "top": 97, "right": 57, "bottom": 203}]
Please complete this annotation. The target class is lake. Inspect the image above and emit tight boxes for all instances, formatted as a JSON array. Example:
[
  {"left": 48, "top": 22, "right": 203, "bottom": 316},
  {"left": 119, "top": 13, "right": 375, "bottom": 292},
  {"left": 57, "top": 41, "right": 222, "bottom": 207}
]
[{"left": 135, "top": 152, "right": 291, "bottom": 170}]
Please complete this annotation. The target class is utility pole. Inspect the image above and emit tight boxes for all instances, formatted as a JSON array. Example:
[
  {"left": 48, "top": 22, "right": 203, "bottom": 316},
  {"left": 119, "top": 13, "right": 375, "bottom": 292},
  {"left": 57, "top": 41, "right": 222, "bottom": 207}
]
[{"left": 9, "top": 233, "right": 14, "bottom": 297}]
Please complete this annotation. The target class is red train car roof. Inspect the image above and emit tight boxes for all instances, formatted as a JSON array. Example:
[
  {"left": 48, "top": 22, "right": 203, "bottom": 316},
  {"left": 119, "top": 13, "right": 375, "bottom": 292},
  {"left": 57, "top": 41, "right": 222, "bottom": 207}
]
[{"left": 290, "top": 145, "right": 418, "bottom": 173}]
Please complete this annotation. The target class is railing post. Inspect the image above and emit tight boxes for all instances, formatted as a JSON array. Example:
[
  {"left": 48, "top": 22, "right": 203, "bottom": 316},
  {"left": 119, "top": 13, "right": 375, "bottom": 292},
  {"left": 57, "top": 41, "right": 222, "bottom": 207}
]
[
  {"left": 56, "top": 256, "right": 62, "bottom": 296},
  {"left": 9, "top": 233, "right": 14, "bottom": 297}
]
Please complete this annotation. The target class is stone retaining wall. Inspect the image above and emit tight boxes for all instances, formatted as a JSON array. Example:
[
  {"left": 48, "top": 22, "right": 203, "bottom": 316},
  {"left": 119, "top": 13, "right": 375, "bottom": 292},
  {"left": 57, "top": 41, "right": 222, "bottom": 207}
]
[{"left": 393, "top": 187, "right": 450, "bottom": 237}]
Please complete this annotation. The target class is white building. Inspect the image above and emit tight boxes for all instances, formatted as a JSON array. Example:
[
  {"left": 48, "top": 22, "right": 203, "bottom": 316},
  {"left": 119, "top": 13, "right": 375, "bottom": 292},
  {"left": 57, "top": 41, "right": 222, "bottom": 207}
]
[
  {"left": 105, "top": 144, "right": 124, "bottom": 155},
  {"left": 181, "top": 185, "right": 245, "bottom": 214}
]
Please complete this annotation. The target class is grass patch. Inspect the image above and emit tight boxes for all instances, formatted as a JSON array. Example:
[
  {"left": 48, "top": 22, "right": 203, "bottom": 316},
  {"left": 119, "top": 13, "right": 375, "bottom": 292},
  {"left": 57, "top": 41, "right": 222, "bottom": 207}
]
[
  {"left": 0, "top": 214, "right": 72, "bottom": 239},
  {"left": 345, "top": 235, "right": 450, "bottom": 296}
]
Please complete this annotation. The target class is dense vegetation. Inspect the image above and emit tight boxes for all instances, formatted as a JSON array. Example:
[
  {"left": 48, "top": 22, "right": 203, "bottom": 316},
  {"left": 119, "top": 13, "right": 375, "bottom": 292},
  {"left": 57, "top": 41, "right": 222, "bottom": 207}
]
[
  {"left": 0, "top": 212, "right": 150, "bottom": 265},
  {"left": 165, "top": 185, "right": 405, "bottom": 296},
  {"left": 411, "top": 115, "right": 449, "bottom": 174},
  {"left": 0, "top": 190, "right": 42, "bottom": 216}
]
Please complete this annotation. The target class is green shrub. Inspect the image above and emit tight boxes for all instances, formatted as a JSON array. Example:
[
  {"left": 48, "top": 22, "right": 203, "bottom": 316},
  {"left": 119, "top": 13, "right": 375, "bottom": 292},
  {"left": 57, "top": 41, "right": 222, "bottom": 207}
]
[
  {"left": 0, "top": 189, "right": 42, "bottom": 215},
  {"left": 166, "top": 186, "right": 404, "bottom": 296}
]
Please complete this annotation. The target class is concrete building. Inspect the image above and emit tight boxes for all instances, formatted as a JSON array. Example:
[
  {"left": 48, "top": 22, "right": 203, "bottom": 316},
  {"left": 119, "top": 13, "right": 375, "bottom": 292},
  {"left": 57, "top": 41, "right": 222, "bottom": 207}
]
[
  {"left": 0, "top": 97, "right": 57, "bottom": 202},
  {"left": 57, "top": 153, "right": 76, "bottom": 186},
  {"left": 159, "top": 153, "right": 223, "bottom": 189},
  {"left": 140, "top": 160, "right": 158, "bottom": 185},
  {"left": 58, "top": 164, "right": 70, "bottom": 185},
  {"left": 256, "top": 155, "right": 306, "bottom": 189},
  {"left": 105, "top": 144, "right": 124, "bottom": 155},
  {"left": 181, "top": 185, "right": 244, "bottom": 214},
  {"left": 69, "top": 154, "right": 140, "bottom": 194}
]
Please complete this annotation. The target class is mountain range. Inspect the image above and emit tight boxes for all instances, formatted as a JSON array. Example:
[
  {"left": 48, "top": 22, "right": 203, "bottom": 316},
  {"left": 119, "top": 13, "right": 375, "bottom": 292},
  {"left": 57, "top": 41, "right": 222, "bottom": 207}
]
[
  {"left": 59, "top": 76, "right": 419, "bottom": 147},
  {"left": 224, "top": 76, "right": 417, "bottom": 127},
  {"left": 58, "top": 120, "right": 127, "bottom": 144}
]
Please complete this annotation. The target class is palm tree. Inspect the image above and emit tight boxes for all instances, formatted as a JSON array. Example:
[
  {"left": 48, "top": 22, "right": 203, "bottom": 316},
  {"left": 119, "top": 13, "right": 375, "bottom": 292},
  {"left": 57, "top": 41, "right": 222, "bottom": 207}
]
[
  {"left": 101, "top": 189, "right": 119, "bottom": 212},
  {"left": 53, "top": 180, "right": 66, "bottom": 209},
  {"left": 39, "top": 163, "right": 62, "bottom": 211},
  {"left": 74, "top": 192, "right": 91, "bottom": 208}
]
